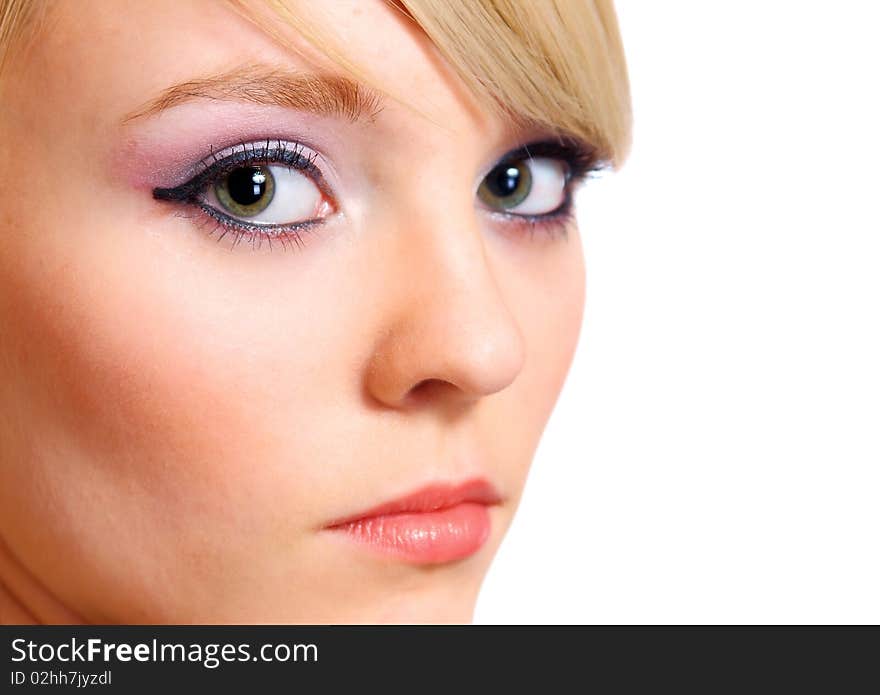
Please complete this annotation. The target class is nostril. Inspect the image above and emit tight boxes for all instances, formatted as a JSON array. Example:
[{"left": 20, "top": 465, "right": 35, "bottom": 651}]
[
  {"left": 406, "top": 378, "right": 462, "bottom": 405},
  {"left": 410, "top": 378, "right": 441, "bottom": 398}
]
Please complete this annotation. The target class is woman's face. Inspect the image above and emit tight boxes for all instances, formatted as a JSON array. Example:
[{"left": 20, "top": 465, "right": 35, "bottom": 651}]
[{"left": 0, "top": 0, "right": 585, "bottom": 623}]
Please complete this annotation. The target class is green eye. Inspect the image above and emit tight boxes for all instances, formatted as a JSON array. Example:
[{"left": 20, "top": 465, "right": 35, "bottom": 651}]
[
  {"left": 215, "top": 166, "right": 276, "bottom": 217},
  {"left": 477, "top": 160, "right": 533, "bottom": 210}
]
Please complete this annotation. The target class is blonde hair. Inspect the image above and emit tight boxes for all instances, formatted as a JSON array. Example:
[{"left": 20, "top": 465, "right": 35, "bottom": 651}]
[
  {"left": 1, "top": 0, "right": 631, "bottom": 165},
  {"left": 0, "top": 0, "right": 30, "bottom": 70},
  {"left": 399, "top": 0, "right": 631, "bottom": 165}
]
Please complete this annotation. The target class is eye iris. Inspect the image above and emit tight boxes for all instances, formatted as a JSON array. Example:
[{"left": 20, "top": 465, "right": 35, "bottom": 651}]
[
  {"left": 216, "top": 166, "right": 275, "bottom": 217},
  {"left": 478, "top": 160, "right": 532, "bottom": 210}
]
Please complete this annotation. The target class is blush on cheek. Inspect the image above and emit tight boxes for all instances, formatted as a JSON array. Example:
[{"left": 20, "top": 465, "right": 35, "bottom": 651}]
[
  {"left": 24, "top": 276, "right": 241, "bottom": 492},
  {"left": 0, "top": 237, "right": 316, "bottom": 620}
]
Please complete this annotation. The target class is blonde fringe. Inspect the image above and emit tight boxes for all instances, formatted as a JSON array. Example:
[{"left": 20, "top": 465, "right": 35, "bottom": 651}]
[
  {"left": 396, "top": 0, "right": 632, "bottom": 165},
  {"left": 0, "top": 0, "right": 30, "bottom": 74},
  {"left": 232, "top": 0, "right": 632, "bottom": 166},
  {"left": 0, "top": 0, "right": 631, "bottom": 165}
]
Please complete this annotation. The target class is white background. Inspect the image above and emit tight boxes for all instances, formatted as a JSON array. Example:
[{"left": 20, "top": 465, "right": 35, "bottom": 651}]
[{"left": 475, "top": 1, "right": 880, "bottom": 624}]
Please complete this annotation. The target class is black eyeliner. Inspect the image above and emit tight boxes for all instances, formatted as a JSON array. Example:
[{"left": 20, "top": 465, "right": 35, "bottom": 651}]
[
  {"left": 152, "top": 141, "right": 323, "bottom": 204},
  {"left": 499, "top": 136, "right": 606, "bottom": 184}
]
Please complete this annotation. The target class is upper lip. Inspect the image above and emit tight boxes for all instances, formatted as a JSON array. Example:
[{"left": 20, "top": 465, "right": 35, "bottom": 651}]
[{"left": 325, "top": 478, "right": 502, "bottom": 528}]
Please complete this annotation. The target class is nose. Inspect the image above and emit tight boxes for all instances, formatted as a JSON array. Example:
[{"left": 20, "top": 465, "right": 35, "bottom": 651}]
[{"left": 364, "top": 213, "right": 527, "bottom": 410}]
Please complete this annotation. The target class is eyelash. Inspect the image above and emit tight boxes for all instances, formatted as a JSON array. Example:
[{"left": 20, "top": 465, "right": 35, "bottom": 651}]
[
  {"left": 153, "top": 140, "right": 329, "bottom": 250},
  {"left": 152, "top": 137, "right": 605, "bottom": 250},
  {"left": 485, "top": 138, "right": 605, "bottom": 239}
]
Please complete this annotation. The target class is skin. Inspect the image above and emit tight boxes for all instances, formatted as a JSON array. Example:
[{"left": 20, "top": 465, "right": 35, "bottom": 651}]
[{"left": 0, "top": 0, "right": 585, "bottom": 623}]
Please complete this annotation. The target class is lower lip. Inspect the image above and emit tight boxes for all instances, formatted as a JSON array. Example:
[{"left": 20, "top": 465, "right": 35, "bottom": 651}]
[{"left": 330, "top": 502, "right": 492, "bottom": 565}]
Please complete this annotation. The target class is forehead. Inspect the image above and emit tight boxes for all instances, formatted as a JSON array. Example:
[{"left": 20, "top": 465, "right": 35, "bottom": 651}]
[{"left": 30, "top": 0, "right": 497, "bottom": 140}]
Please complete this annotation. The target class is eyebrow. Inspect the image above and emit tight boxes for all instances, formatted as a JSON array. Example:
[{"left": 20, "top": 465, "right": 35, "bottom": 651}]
[{"left": 123, "top": 65, "right": 385, "bottom": 123}]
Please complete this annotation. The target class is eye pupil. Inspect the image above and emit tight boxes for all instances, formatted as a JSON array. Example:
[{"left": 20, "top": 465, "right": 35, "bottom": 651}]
[
  {"left": 488, "top": 165, "right": 523, "bottom": 197},
  {"left": 216, "top": 165, "right": 276, "bottom": 217},
  {"left": 227, "top": 166, "right": 269, "bottom": 206}
]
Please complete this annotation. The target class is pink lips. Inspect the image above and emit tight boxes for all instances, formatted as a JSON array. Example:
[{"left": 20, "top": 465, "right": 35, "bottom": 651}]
[{"left": 325, "top": 479, "right": 501, "bottom": 565}]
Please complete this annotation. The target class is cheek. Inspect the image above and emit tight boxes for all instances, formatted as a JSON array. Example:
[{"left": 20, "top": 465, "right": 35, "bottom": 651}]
[
  {"left": 0, "top": 204, "right": 364, "bottom": 618},
  {"left": 5, "top": 247, "right": 266, "bottom": 490},
  {"left": 520, "top": 231, "right": 587, "bottom": 376},
  {"left": 484, "top": 226, "right": 586, "bottom": 492}
]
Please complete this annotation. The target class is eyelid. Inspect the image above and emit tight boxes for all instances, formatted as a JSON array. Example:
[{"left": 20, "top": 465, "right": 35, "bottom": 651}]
[
  {"left": 152, "top": 140, "right": 335, "bottom": 207},
  {"left": 484, "top": 137, "right": 605, "bottom": 188}
]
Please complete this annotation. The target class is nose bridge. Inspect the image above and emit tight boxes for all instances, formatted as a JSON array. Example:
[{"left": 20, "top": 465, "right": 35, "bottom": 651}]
[{"left": 364, "top": 198, "right": 527, "bottom": 408}]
